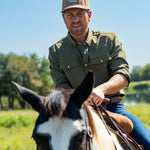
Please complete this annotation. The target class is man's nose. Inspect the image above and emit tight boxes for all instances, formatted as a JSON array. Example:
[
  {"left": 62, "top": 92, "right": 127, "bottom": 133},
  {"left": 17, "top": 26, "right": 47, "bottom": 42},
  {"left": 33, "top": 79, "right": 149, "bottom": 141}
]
[{"left": 72, "top": 15, "right": 80, "bottom": 22}]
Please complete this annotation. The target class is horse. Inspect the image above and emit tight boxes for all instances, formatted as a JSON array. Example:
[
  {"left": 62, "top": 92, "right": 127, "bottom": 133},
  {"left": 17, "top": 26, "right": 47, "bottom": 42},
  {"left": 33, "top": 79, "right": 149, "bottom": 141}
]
[{"left": 12, "top": 71, "right": 130, "bottom": 150}]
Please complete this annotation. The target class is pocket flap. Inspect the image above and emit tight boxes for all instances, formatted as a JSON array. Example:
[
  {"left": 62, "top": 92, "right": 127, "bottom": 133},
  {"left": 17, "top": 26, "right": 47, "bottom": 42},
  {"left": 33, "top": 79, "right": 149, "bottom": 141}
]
[
  {"left": 59, "top": 61, "right": 79, "bottom": 70},
  {"left": 90, "top": 55, "right": 111, "bottom": 64}
]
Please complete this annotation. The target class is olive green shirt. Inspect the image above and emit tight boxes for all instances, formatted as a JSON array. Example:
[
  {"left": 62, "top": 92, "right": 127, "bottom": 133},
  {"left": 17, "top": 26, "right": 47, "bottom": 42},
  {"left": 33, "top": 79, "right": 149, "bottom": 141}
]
[{"left": 49, "top": 30, "right": 130, "bottom": 97}]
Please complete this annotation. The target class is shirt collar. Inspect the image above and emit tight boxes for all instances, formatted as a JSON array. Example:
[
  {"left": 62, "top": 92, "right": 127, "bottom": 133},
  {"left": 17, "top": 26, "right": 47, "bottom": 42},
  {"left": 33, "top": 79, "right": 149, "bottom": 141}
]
[{"left": 66, "top": 29, "right": 93, "bottom": 47}]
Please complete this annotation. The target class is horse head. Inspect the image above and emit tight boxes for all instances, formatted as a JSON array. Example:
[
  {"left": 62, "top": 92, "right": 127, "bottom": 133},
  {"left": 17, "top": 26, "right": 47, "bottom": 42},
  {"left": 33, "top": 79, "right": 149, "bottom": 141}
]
[{"left": 12, "top": 71, "right": 94, "bottom": 150}]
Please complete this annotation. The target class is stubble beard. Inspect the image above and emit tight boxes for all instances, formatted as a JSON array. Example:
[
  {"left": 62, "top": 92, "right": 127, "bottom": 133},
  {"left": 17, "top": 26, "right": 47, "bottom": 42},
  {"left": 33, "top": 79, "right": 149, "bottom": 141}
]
[
  {"left": 70, "top": 28, "right": 84, "bottom": 36},
  {"left": 69, "top": 22, "right": 85, "bottom": 36}
]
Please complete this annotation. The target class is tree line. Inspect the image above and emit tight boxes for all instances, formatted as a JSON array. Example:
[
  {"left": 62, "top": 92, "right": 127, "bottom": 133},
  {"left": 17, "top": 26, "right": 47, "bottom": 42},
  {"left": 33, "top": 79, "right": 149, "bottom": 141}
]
[
  {"left": 131, "top": 65, "right": 150, "bottom": 81},
  {"left": 0, "top": 53, "right": 54, "bottom": 110},
  {"left": 0, "top": 53, "right": 150, "bottom": 110}
]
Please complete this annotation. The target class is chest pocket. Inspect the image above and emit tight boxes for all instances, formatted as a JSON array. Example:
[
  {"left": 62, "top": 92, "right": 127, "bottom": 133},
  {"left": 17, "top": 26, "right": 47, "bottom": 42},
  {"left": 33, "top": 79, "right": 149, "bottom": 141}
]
[
  {"left": 59, "top": 59, "right": 86, "bottom": 88},
  {"left": 88, "top": 53, "right": 112, "bottom": 86}
]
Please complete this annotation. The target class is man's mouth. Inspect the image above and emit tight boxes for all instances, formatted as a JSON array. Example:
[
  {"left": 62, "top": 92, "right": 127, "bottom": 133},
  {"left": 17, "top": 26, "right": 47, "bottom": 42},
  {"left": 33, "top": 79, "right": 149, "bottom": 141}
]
[{"left": 72, "top": 23, "right": 81, "bottom": 29}]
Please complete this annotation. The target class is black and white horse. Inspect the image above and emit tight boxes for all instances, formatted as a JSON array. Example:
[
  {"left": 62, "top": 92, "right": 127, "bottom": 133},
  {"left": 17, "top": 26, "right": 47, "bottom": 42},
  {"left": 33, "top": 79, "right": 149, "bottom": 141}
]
[{"left": 12, "top": 71, "right": 125, "bottom": 150}]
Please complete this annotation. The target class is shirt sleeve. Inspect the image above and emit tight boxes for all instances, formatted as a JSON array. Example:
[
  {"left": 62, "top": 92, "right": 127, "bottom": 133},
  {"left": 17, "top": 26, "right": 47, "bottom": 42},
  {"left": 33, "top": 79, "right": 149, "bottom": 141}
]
[
  {"left": 109, "top": 33, "right": 131, "bottom": 83},
  {"left": 48, "top": 45, "right": 72, "bottom": 89}
]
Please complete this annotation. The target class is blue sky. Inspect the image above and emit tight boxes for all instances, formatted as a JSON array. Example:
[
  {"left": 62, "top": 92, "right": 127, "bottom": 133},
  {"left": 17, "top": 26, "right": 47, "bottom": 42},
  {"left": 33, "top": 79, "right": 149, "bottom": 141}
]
[{"left": 0, "top": 0, "right": 150, "bottom": 70}]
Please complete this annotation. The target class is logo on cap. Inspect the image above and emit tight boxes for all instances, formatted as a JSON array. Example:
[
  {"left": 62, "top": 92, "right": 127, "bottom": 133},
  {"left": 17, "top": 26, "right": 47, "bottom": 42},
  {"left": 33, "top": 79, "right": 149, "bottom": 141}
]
[
  {"left": 68, "top": 0, "right": 78, "bottom": 2},
  {"left": 61, "top": 0, "right": 90, "bottom": 13}
]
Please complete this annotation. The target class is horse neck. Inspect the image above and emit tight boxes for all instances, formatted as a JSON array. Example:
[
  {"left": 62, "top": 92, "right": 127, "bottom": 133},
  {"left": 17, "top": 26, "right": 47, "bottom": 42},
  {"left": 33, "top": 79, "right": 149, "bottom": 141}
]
[{"left": 85, "top": 105, "right": 117, "bottom": 150}]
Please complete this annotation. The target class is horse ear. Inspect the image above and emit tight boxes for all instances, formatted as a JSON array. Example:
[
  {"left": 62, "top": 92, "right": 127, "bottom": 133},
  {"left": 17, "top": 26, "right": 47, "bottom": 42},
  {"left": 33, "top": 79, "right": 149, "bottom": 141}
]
[
  {"left": 69, "top": 71, "right": 94, "bottom": 109},
  {"left": 11, "top": 81, "right": 44, "bottom": 112}
]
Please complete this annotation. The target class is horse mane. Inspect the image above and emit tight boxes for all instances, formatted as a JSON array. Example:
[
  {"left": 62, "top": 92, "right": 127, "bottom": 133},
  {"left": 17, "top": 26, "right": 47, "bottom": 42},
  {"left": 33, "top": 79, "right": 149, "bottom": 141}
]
[
  {"left": 84, "top": 104, "right": 98, "bottom": 140},
  {"left": 43, "top": 89, "right": 75, "bottom": 117}
]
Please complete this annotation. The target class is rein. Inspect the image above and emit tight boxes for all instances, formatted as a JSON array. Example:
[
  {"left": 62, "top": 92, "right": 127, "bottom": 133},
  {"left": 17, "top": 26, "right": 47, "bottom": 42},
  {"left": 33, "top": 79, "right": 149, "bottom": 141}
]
[{"left": 91, "top": 98, "right": 143, "bottom": 150}]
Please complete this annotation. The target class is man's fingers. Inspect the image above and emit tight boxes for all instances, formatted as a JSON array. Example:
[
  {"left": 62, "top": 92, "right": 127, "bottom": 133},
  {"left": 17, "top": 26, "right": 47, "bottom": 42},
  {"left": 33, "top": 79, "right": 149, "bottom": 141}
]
[{"left": 86, "top": 93, "right": 103, "bottom": 106}]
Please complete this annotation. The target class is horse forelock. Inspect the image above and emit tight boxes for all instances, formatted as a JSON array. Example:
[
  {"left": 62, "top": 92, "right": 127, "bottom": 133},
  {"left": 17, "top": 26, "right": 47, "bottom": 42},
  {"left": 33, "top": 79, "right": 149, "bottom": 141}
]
[{"left": 44, "top": 90, "right": 67, "bottom": 117}]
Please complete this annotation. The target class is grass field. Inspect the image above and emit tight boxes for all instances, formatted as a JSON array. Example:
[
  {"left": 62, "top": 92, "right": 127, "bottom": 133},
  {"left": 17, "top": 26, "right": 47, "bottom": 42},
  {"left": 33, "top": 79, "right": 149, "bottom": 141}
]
[
  {"left": 0, "top": 103, "right": 150, "bottom": 150},
  {"left": 0, "top": 110, "right": 38, "bottom": 150}
]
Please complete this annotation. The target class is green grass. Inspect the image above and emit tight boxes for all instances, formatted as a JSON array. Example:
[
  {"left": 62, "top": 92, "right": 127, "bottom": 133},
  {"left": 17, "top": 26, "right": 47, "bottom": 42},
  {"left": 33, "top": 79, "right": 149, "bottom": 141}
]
[
  {"left": 0, "top": 110, "right": 38, "bottom": 150},
  {"left": 0, "top": 126, "right": 35, "bottom": 150},
  {"left": 125, "top": 103, "right": 150, "bottom": 129},
  {"left": 0, "top": 104, "right": 150, "bottom": 150}
]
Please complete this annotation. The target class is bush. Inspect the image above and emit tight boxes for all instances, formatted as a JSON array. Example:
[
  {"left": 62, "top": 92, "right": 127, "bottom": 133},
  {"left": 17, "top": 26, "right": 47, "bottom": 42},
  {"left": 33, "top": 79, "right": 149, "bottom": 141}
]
[{"left": 0, "top": 110, "right": 38, "bottom": 128}]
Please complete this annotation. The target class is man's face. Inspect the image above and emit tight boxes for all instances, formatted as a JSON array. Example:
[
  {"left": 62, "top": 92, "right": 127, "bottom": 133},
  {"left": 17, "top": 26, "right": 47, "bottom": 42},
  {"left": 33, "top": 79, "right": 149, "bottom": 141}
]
[{"left": 63, "top": 8, "right": 91, "bottom": 37}]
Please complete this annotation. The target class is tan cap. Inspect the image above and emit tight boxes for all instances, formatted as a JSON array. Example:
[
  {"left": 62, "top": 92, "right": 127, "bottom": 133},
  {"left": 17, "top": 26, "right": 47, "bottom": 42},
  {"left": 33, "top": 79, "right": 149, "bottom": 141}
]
[{"left": 61, "top": 0, "right": 90, "bottom": 13}]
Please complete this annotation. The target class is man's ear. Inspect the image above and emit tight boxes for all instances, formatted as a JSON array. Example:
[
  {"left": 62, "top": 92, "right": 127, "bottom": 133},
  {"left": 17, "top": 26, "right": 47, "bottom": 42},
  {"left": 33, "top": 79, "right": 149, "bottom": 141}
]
[{"left": 88, "top": 11, "right": 92, "bottom": 22}]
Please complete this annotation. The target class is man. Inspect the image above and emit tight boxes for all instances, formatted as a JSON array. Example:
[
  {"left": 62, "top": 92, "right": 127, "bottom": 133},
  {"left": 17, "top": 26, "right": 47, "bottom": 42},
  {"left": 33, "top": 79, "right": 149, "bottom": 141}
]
[{"left": 48, "top": 0, "right": 150, "bottom": 149}]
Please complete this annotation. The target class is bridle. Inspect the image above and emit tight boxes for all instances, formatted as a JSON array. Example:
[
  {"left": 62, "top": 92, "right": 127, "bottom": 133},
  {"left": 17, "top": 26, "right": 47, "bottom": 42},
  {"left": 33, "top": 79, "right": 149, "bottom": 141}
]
[
  {"left": 33, "top": 100, "right": 143, "bottom": 150},
  {"left": 83, "top": 104, "right": 93, "bottom": 150}
]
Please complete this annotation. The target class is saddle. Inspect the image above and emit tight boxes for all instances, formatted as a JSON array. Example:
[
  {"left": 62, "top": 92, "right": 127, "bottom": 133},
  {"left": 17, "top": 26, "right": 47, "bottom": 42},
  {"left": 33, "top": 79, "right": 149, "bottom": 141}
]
[
  {"left": 101, "top": 98, "right": 133, "bottom": 134},
  {"left": 86, "top": 98, "right": 133, "bottom": 134}
]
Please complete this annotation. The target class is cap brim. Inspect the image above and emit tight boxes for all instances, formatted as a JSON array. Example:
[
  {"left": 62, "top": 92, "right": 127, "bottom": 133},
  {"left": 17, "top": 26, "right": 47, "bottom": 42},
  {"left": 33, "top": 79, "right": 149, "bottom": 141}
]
[{"left": 61, "top": 4, "right": 89, "bottom": 13}]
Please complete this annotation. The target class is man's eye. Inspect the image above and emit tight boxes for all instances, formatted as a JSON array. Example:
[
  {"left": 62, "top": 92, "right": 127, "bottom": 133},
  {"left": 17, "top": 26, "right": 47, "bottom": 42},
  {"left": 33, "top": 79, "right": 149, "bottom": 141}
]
[
  {"left": 78, "top": 12, "right": 83, "bottom": 16},
  {"left": 68, "top": 14, "right": 73, "bottom": 18}
]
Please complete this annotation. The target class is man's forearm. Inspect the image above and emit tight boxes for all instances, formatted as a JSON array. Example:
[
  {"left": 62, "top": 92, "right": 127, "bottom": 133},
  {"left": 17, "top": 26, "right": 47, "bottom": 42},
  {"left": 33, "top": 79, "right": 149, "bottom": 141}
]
[{"left": 95, "top": 73, "right": 129, "bottom": 96}]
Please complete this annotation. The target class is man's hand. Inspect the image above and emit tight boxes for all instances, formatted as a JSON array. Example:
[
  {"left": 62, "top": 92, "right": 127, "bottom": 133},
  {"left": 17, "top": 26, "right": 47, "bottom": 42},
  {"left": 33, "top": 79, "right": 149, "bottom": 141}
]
[
  {"left": 86, "top": 88, "right": 104, "bottom": 106},
  {"left": 86, "top": 74, "right": 129, "bottom": 107}
]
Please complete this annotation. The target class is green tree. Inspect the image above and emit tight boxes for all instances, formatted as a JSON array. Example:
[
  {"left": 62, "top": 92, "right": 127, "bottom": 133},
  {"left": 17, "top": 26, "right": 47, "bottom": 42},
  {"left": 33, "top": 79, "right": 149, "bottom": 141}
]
[
  {"left": 141, "top": 64, "right": 150, "bottom": 80},
  {"left": 131, "top": 63, "right": 150, "bottom": 81},
  {"left": 130, "top": 66, "right": 142, "bottom": 81},
  {"left": 0, "top": 53, "right": 9, "bottom": 109},
  {"left": 37, "top": 57, "right": 54, "bottom": 95},
  {"left": 7, "top": 54, "right": 40, "bottom": 108},
  {"left": 0, "top": 53, "right": 17, "bottom": 109},
  {"left": 0, "top": 53, "right": 54, "bottom": 110}
]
